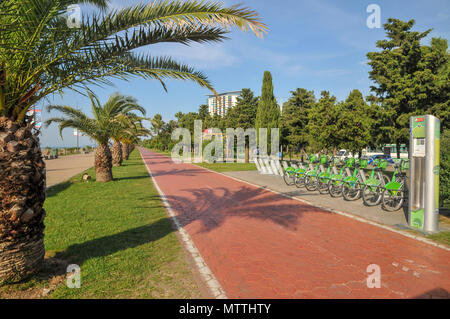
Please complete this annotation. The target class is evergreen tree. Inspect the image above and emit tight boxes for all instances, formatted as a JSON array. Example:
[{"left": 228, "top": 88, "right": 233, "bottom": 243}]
[
  {"left": 367, "top": 18, "right": 450, "bottom": 157},
  {"left": 335, "top": 90, "right": 372, "bottom": 156},
  {"left": 307, "top": 91, "right": 340, "bottom": 153},
  {"left": 281, "top": 88, "right": 315, "bottom": 157},
  {"left": 198, "top": 104, "right": 210, "bottom": 121},
  {"left": 255, "top": 71, "right": 280, "bottom": 154},
  {"left": 224, "top": 88, "right": 259, "bottom": 162},
  {"left": 225, "top": 88, "right": 259, "bottom": 129}
]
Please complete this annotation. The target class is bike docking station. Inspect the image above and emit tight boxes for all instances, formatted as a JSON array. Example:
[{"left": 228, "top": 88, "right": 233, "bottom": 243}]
[{"left": 409, "top": 115, "right": 441, "bottom": 233}]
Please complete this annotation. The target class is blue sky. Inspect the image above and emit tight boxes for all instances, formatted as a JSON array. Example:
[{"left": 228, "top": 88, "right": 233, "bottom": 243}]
[{"left": 39, "top": 0, "right": 450, "bottom": 147}]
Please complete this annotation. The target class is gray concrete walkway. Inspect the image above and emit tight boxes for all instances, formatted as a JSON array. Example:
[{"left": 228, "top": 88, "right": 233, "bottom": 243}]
[
  {"left": 45, "top": 152, "right": 95, "bottom": 188},
  {"left": 224, "top": 170, "right": 450, "bottom": 232}
]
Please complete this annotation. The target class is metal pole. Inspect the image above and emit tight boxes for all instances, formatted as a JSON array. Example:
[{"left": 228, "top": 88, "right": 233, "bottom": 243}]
[{"left": 423, "top": 115, "right": 439, "bottom": 232}]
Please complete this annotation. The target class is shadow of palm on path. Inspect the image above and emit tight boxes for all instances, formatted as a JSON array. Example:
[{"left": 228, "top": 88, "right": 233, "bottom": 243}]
[
  {"left": 141, "top": 150, "right": 330, "bottom": 233},
  {"left": 163, "top": 185, "right": 330, "bottom": 233}
]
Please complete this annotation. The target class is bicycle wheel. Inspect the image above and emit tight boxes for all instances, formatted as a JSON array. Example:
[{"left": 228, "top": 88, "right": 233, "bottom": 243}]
[
  {"left": 328, "top": 178, "right": 343, "bottom": 197},
  {"left": 381, "top": 185, "right": 404, "bottom": 211},
  {"left": 318, "top": 177, "right": 330, "bottom": 194},
  {"left": 283, "top": 171, "right": 295, "bottom": 186},
  {"left": 294, "top": 173, "right": 306, "bottom": 188},
  {"left": 382, "top": 174, "right": 390, "bottom": 185},
  {"left": 305, "top": 175, "right": 318, "bottom": 191},
  {"left": 362, "top": 183, "right": 382, "bottom": 206},
  {"left": 342, "top": 179, "right": 361, "bottom": 201}
]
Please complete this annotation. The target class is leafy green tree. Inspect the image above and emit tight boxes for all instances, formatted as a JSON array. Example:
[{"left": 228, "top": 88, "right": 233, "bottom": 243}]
[
  {"left": 367, "top": 18, "right": 450, "bottom": 157},
  {"left": 425, "top": 38, "right": 450, "bottom": 129},
  {"left": 225, "top": 88, "right": 258, "bottom": 129},
  {"left": 307, "top": 91, "right": 340, "bottom": 153},
  {"left": 224, "top": 88, "right": 259, "bottom": 162},
  {"left": 177, "top": 112, "right": 198, "bottom": 135},
  {"left": 335, "top": 90, "right": 372, "bottom": 156},
  {"left": 145, "top": 115, "right": 178, "bottom": 151},
  {"left": 281, "top": 88, "right": 315, "bottom": 158},
  {"left": 151, "top": 114, "right": 165, "bottom": 136},
  {"left": 197, "top": 104, "right": 210, "bottom": 121},
  {"left": 205, "top": 113, "right": 226, "bottom": 131},
  {"left": 255, "top": 71, "right": 280, "bottom": 154},
  {"left": 0, "top": 0, "right": 266, "bottom": 284}
]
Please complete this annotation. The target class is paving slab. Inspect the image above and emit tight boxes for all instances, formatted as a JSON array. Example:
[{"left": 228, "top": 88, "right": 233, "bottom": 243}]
[
  {"left": 45, "top": 153, "right": 95, "bottom": 188},
  {"left": 140, "top": 148, "right": 450, "bottom": 299},
  {"left": 223, "top": 170, "right": 450, "bottom": 232}
]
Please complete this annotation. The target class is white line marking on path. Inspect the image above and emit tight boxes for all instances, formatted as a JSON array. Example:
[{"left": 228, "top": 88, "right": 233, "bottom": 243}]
[{"left": 139, "top": 149, "right": 228, "bottom": 299}]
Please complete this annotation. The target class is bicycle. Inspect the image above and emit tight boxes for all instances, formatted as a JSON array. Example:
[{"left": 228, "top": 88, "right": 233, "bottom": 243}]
[
  {"left": 361, "top": 159, "right": 389, "bottom": 206},
  {"left": 341, "top": 158, "right": 367, "bottom": 201},
  {"left": 294, "top": 153, "right": 316, "bottom": 188},
  {"left": 317, "top": 156, "right": 338, "bottom": 194},
  {"left": 283, "top": 164, "right": 297, "bottom": 186},
  {"left": 327, "top": 157, "right": 351, "bottom": 197},
  {"left": 381, "top": 159, "right": 409, "bottom": 211},
  {"left": 304, "top": 154, "right": 327, "bottom": 191}
]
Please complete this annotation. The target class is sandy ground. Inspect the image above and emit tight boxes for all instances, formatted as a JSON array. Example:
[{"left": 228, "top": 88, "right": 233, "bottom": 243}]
[{"left": 44, "top": 153, "right": 95, "bottom": 188}]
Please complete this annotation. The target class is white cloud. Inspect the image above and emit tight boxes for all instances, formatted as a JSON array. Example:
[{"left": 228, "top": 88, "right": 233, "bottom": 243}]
[
  {"left": 145, "top": 43, "right": 239, "bottom": 69},
  {"left": 107, "top": 0, "right": 140, "bottom": 12}
]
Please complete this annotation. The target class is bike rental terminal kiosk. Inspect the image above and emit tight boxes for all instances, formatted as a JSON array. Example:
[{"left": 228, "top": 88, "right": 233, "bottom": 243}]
[{"left": 409, "top": 115, "right": 440, "bottom": 233}]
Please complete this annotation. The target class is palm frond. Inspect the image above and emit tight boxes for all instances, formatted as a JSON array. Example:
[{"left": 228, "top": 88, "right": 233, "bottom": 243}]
[{"left": 1, "top": 0, "right": 266, "bottom": 121}]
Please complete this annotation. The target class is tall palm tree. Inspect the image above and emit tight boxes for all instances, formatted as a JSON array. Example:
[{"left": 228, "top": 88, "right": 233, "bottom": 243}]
[
  {"left": 111, "top": 113, "right": 151, "bottom": 166},
  {"left": 108, "top": 95, "right": 147, "bottom": 167},
  {"left": 45, "top": 93, "right": 146, "bottom": 181},
  {"left": 0, "top": 0, "right": 266, "bottom": 284},
  {"left": 121, "top": 120, "right": 153, "bottom": 159}
]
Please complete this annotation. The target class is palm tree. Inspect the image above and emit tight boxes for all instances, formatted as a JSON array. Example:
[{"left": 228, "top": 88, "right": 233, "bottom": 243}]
[
  {"left": 124, "top": 121, "right": 152, "bottom": 159},
  {"left": 46, "top": 93, "right": 146, "bottom": 181},
  {"left": 111, "top": 113, "right": 151, "bottom": 166},
  {"left": 0, "top": 0, "right": 266, "bottom": 284},
  {"left": 108, "top": 96, "right": 147, "bottom": 167}
]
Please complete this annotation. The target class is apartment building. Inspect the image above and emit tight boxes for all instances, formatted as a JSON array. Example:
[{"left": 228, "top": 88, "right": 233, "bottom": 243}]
[{"left": 207, "top": 91, "right": 241, "bottom": 117}]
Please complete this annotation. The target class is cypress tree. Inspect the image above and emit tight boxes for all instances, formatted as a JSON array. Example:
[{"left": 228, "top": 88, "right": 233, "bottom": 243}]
[{"left": 255, "top": 71, "right": 280, "bottom": 155}]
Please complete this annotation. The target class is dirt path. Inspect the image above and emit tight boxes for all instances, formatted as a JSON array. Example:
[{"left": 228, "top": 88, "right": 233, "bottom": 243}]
[
  {"left": 45, "top": 153, "right": 95, "bottom": 188},
  {"left": 140, "top": 148, "right": 450, "bottom": 299}
]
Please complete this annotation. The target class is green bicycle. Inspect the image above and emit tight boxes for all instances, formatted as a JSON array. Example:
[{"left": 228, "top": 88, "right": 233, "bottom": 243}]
[
  {"left": 361, "top": 159, "right": 389, "bottom": 206},
  {"left": 283, "top": 163, "right": 297, "bottom": 186},
  {"left": 294, "top": 154, "right": 315, "bottom": 188},
  {"left": 327, "top": 157, "right": 352, "bottom": 197},
  {"left": 304, "top": 154, "right": 327, "bottom": 191},
  {"left": 317, "top": 156, "right": 338, "bottom": 194},
  {"left": 341, "top": 158, "right": 367, "bottom": 201},
  {"left": 381, "top": 159, "right": 409, "bottom": 211}
]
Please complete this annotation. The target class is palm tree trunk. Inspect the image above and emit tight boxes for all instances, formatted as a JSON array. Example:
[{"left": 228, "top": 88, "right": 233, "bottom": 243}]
[
  {"left": 111, "top": 141, "right": 122, "bottom": 167},
  {"left": 122, "top": 143, "right": 129, "bottom": 161},
  {"left": 0, "top": 117, "right": 46, "bottom": 285},
  {"left": 95, "top": 143, "right": 113, "bottom": 182}
]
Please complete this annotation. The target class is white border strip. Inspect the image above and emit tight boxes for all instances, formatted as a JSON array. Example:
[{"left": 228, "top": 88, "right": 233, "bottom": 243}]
[
  {"left": 138, "top": 149, "right": 228, "bottom": 299},
  {"left": 195, "top": 165, "right": 450, "bottom": 252}
]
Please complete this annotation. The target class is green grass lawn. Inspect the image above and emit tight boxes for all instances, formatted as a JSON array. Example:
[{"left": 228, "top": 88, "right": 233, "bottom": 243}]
[
  {"left": 427, "top": 232, "right": 450, "bottom": 246},
  {"left": 146, "top": 148, "right": 257, "bottom": 172},
  {"left": 0, "top": 150, "right": 203, "bottom": 299},
  {"left": 194, "top": 162, "right": 257, "bottom": 172}
]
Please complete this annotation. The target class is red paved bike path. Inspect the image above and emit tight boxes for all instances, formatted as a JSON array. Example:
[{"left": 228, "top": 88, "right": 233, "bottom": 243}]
[{"left": 140, "top": 148, "right": 450, "bottom": 299}]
